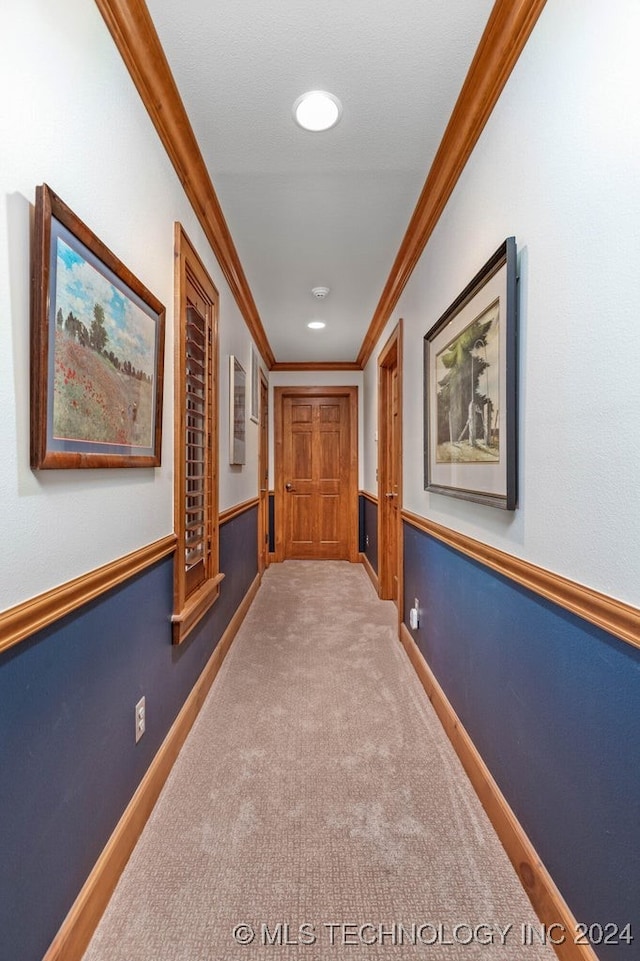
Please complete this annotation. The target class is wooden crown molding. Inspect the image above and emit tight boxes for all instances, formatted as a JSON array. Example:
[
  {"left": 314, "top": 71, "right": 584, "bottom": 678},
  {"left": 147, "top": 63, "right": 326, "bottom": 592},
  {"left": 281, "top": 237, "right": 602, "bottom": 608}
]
[
  {"left": 271, "top": 362, "right": 362, "bottom": 372},
  {"left": 357, "top": 0, "right": 548, "bottom": 368},
  {"left": 0, "top": 535, "right": 176, "bottom": 656},
  {"left": 402, "top": 511, "right": 640, "bottom": 652},
  {"left": 94, "top": 0, "right": 275, "bottom": 369},
  {"left": 96, "top": 0, "right": 546, "bottom": 373}
]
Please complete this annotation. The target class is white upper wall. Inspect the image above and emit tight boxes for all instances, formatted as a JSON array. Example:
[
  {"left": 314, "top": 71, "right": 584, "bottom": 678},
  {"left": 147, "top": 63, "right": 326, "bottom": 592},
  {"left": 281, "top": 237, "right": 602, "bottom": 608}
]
[
  {"left": 364, "top": 0, "right": 640, "bottom": 607},
  {"left": 219, "top": 331, "right": 269, "bottom": 512},
  {"left": 0, "top": 0, "right": 259, "bottom": 610}
]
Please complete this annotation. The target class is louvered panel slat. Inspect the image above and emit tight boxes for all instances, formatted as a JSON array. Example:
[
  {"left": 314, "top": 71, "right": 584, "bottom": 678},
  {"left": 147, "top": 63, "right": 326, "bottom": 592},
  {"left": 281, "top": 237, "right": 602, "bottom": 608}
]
[
  {"left": 186, "top": 355, "right": 204, "bottom": 372},
  {"left": 184, "top": 305, "right": 209, "bottom": 574},
  {"left": 185, "top": 520, "right": 205, "bottom": 533},
  {"left": 185, "top": 547, "right": 204, "bottom": 568}
]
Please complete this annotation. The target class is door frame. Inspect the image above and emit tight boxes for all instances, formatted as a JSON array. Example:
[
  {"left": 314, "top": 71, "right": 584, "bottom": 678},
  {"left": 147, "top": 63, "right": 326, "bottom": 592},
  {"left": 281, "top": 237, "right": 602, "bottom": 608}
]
[
  {"left": 257, "top": 369, "right": 269, "bottom": 574},
  {"left": 377, "top": 321, "right": 403, "bottom": 609},
  {"left": 274, "top": 385, "right": 359, "bottom": 563}
]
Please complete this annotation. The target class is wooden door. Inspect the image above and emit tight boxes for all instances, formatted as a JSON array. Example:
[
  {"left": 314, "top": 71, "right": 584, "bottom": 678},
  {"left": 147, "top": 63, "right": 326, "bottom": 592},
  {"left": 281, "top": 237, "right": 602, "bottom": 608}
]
[
  {"left": 378, "top": 323, "right": 403, "bottom": 603},
  {"left": 276, "top": 388, "right": 357, "bottom": 561},
  {"left": 257, "top": 371, "right": 269, "bottom": 572},
  {"left": 386, "top": 365, "right": 400, "bottom": 595}
]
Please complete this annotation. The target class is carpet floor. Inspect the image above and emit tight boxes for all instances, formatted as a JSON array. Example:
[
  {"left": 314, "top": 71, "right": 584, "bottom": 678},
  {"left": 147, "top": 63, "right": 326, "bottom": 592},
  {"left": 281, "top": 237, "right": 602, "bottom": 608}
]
[{"left": 82, "top": 561, "right": 556, "bottom": 960}]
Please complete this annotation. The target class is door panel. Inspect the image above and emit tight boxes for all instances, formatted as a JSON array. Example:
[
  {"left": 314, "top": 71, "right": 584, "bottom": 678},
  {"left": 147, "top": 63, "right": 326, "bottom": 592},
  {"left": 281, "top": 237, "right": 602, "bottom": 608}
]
[
  {"left": 292, "top": 404, "right": 312, "bottom": 424},
  {"left": 291, "top": 494, "right": 313, "bottom": 547},
  {"left": 319, "top": 430, "right": 340, "bottom": 479},
  {"left": 319, "top": 403, "right": 340, "bottom": 423},
  {"left": 292, "top": 431, "right": 313, "bottom": 478},
  {"left": 320, "top": 494, "right": 339, "bottom": 545},
  {"left": 279, "top": 390, "right": 355, "bottom": 560}
]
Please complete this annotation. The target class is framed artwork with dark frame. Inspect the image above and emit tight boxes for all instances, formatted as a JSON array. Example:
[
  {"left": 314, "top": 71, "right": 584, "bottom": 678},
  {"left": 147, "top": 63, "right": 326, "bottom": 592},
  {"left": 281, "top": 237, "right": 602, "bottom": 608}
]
[
  {"left": 249, "top": 343, "right": 260, "bottom": 424},
  {"left": 30, "top": 184, "right": 165, "bottom": 469},
  {"left": 229, "top": 354, "right": 246, "bottom": 465},
  {"left": 424, "top": 237, "right": 517, "bottom": 510}
]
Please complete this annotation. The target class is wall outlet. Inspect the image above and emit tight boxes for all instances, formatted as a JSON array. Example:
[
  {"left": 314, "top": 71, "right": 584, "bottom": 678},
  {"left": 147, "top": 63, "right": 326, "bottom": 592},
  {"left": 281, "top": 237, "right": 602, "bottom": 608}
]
[
  {"left": 135, "top": 696, "right": 146, "bottom": 743},
  {"left": 409, "top": 598, "right": 420, "bottom": 630}
]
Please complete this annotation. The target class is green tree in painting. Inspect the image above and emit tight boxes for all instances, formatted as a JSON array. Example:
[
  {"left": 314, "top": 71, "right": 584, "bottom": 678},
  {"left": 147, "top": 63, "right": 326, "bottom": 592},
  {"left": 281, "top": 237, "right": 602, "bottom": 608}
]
[
  {"left": 437, "top": 316, "right": 492, "bottom": 445},
  {"left": 90, "top": 303, "right": 108, "bottom": 354},
  {"left": 56, "top": 308, "right": 64, "bottom": 329}
]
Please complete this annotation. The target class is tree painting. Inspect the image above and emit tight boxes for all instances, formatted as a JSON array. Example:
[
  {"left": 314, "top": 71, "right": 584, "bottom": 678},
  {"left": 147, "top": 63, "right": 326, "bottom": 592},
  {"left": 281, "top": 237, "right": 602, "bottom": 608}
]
[
  {"left": 52, "top": 237, "right": 156, "bottom": 447},
  {"left": 435, "top": 300, "right": 500, "bottom": 463}
]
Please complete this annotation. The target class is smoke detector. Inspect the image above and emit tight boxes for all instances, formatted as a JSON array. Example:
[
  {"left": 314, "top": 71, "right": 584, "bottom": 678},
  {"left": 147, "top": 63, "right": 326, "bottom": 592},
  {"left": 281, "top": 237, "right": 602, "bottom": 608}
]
[{"left": 311, "top": 286, "right": 330, "bottom": 300}]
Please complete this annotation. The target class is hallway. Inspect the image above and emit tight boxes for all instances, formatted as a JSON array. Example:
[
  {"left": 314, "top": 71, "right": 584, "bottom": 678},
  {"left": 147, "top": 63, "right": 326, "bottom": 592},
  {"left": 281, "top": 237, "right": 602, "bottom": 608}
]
[{"left": 82, "top": 562, "right": 554, "bottom": 961}]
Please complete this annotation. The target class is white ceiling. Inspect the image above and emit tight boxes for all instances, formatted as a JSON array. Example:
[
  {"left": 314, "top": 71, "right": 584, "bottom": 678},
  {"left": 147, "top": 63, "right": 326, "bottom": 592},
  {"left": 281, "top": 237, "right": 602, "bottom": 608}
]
[{"left": 145, "top": 0, "right": 496, "bottom": 363}]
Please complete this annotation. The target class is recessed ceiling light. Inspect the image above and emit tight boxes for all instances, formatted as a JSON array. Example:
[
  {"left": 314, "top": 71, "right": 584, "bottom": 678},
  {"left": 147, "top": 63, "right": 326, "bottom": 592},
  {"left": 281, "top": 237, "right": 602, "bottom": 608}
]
[
  {"left": 308, "top": 321, "right": 326, "bottom": 330},
  {"left": 293, "top": 91, "right": 342, "bottom": 132}
]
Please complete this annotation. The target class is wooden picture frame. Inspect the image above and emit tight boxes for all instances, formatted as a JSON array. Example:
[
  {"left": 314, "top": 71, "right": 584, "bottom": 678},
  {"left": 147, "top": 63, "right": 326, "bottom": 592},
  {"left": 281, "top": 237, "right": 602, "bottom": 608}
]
[
  {"left": 424, "top": 237, "right": 517, "bottom": 509},
  {"left": 229, "top": 354, "right": 246, "bottom": 465},
  {"left": 30, "top": 184, "right": 165, "bottom": 469}
]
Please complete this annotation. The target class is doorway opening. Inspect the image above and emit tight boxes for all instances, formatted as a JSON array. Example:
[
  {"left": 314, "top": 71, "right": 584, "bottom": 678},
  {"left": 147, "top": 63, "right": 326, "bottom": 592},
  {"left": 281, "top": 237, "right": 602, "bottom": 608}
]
[{"left": 378, "top": 322, "right": 403, "bottom": 606}]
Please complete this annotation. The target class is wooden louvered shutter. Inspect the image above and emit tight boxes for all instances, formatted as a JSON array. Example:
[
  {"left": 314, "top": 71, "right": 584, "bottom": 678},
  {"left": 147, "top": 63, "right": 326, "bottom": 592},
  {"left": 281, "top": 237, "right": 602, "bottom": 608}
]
[
  {"left": 184, "top": 304, "right": 210, "bottom": 595},
  {"left": 172, "top": 224, "right": 221, "bottom": 646}
]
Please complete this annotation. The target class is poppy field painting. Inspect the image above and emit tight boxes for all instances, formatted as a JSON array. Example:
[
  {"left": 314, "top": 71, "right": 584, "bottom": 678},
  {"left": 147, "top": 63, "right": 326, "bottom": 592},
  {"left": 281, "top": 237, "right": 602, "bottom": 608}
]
[{"left": 31, "top": 185, "right": 165, "bottom": 469}]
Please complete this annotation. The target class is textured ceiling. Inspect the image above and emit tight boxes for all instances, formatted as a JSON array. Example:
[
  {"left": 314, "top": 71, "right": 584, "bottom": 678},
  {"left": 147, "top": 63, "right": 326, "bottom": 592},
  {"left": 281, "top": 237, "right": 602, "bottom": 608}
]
[{"left": 145, "top": 0, "right": 496, "bottom": 363}]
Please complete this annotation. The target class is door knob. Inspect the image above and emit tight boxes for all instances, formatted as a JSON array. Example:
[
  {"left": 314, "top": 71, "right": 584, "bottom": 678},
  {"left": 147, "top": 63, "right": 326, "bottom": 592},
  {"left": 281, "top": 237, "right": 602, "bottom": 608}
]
[
  {"left": 285, "top": 482, "right": 295, "bottom": 491},
  {"left": 385, "top": 492, "right": 397, "bottom": 499}
]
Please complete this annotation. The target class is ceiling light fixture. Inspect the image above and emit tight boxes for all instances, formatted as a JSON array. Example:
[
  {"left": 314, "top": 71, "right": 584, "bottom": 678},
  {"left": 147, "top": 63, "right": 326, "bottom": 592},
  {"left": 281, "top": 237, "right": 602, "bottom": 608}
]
[
  {"left": 308, "top": 321, "right": 326, "bottom": 330},
  {"left": 293, "top": 91, "right": 342, "bottom": 132}
]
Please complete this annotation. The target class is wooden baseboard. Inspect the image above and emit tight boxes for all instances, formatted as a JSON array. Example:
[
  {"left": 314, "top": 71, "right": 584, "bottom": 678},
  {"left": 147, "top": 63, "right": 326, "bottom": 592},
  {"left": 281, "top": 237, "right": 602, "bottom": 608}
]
[
  {"left": 359, "top": 552, "right": 379, "bottom": 594},
  {"left": 399, "top": 623, "right": 598, "bottom": 961},
  {"left": 43, "top": 572, "right": 262, "bottom": 961}
]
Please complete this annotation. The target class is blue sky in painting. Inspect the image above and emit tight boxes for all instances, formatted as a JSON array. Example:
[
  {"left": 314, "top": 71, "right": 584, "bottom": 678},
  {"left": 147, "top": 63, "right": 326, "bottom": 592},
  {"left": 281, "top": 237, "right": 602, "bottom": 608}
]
[{"left": 55, "top": 237, "right": 155, "bottom": 375}]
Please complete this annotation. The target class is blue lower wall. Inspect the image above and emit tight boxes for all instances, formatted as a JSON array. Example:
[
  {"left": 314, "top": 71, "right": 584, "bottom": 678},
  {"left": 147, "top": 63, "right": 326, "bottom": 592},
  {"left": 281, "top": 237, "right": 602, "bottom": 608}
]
[
  {"left": 360, "top": 494, "right": 378, "bottom": 574},
  {"left": 403, "top": 522, "right": 640, "bottom": 958},
  {"left": 268, "top": 493, "right": 275, "bottom": 553},
  {"left": 0, "top": 506, "right": 258, "bottom": 961}
]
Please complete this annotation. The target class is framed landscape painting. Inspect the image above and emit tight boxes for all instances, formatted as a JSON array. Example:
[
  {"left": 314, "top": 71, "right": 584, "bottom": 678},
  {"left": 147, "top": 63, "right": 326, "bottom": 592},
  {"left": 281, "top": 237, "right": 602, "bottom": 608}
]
[
  {"left": 229, "top": 355, "right": 246, "bottom": 465},
  {"left": 31, "top": 184, "right": 165, "bottom": 469},
  {"left": 424, "top": 237, "right": 517, "bottom": 509}
]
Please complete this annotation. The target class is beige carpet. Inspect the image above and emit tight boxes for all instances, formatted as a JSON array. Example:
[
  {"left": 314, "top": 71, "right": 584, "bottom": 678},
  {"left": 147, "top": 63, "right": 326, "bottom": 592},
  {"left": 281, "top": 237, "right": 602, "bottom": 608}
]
[{"left": 82, "top": 561, "right": 555, "bottom": 960}]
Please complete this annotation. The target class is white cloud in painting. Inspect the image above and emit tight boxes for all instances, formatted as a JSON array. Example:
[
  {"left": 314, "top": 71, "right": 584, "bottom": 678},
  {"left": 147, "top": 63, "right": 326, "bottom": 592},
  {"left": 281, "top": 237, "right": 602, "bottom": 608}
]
[{"left": 55, "top": 237, "right": 156, "bottom": 376}]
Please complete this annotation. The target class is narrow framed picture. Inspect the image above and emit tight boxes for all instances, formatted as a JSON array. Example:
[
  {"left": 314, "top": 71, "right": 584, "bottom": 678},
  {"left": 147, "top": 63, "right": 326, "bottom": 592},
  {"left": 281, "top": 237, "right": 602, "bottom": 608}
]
[
  {"left": 229, "top": 354, "right": 246, "bottom": 465},
  {"left": 424, "top": 237, "right": 517, "bottom": 509},
  {"left": 30, "top": 184, "right": 165, "bottom": 469},
  {"left": 249, "top": 344, "right": 260, "bottom": 423}
]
